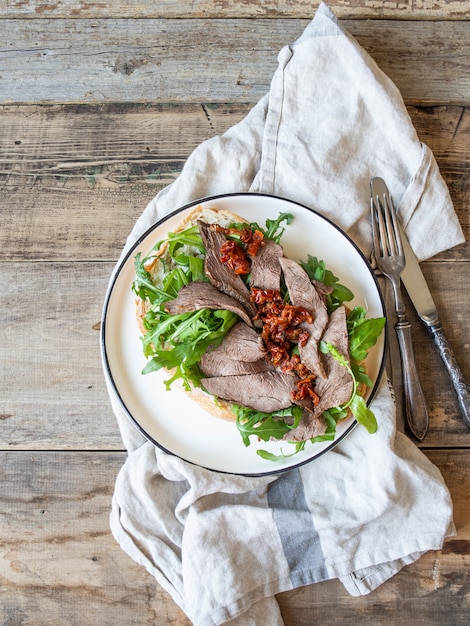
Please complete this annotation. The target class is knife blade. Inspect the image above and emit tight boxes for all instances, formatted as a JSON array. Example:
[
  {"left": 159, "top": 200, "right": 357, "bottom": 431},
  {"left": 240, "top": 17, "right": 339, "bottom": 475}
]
[{"left": 371, "top": 178, "right": 470, "bottom": 430}]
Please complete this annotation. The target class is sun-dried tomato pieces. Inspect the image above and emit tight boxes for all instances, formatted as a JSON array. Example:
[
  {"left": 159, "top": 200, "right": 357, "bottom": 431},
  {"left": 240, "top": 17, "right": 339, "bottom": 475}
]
[
  {"left": 217, "top": 225, "right": 265, "bottom": 260},
  {"left": 251, "top": 288, "right": 283, "bottom": 306},
  {"left": 219, "top": 240, "right": 251, "bottom": 275},
  {"left": 292, "top": 375, "right": 319, "bottom": 405},
  {"left": 245, "top": 229, "right": 264, "bottom": 257},
  {"left": 251, "top": 287, "right": 314, "bottom": 377},
  {"left": 218, "top": 225, "right": 265, "bottom": 274}
]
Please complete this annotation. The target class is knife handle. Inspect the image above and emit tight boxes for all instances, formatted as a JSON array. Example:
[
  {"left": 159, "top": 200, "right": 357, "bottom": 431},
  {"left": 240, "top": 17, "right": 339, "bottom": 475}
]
[
  {"left": 426, "top": 320, "right": 470, "bottom": 430},
  {"left": 395, "top": 315, "right": 429, "bottom": 441}
]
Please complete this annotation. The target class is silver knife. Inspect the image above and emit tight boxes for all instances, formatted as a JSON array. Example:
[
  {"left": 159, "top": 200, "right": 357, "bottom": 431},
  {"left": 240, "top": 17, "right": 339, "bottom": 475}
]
[{"left": 371, "top": 178, "right": 470, "bottom": 430}]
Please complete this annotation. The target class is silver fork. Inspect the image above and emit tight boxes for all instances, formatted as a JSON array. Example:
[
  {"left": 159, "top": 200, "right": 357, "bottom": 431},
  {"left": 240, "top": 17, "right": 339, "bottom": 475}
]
[{"left": 371, "top": 187, "right": 429, "bottom": 441}]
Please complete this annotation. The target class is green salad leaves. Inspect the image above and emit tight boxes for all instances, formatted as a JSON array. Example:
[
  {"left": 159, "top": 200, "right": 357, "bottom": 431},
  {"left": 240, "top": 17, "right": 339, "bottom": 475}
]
[
  {"left": 133, "top": 211, "right": 385, "bottom": 460},
  {"left": 235, "top": 304, "right": 384, "bottom": 460},
  {"left": 132, "top": 214, "right": 293, "bottom": 392},
  {"left": 133, "top": 225, "right": 238, "bottom": 391}
]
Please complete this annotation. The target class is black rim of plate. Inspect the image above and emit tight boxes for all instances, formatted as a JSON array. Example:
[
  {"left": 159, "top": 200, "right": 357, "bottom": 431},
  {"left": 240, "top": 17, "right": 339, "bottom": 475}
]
[{"left": 100, "top": 192, "right": 387, "bottom": 476}]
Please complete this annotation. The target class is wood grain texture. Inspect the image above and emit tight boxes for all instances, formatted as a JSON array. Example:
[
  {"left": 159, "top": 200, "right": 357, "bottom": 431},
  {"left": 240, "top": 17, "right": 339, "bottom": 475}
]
[
  {"left": 0, "top": 262, "right": 122, "bottom": 450},
  {"left": 0, "top": 449, "right": 468, "bottom": 625},
  {"left": 0, "top": 260, "right": 468, "bottom": 450},
  {"left": 1, "top": 2, "right": 470, "bottom": 622},
  {"left": 1, "top": 0, "right": 470, "bottom": 20},
  {"left": 0, "top": 451, "right": 191, "bottom": 625},
  {"left": 1, "top": 104, "right": 469, "bottom": 261},
  {"left": 2, "top": 19, "right": 470, "bottom": 105}
]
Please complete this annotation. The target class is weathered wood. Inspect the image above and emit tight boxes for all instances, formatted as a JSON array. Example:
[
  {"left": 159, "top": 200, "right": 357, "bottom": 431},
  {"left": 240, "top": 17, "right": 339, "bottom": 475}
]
[
  {"left": 0, "top": 449, "right": 468, "bottom": 624},
  {"left": 0, "top": 451, "right": 191, "bottom": 625},
  {"left": 0, "top": 262, "right": 122, "bottom": 450},
  {"left": 1, "top": 104, "right": 469, "bottom": 261},
  {"left": 1, "top": 0, "right": 470, "bottom": 20},
  {"left": 0, "top": 261, "right": 468, "bottom": 450},
  {"left": 1, "top": 2, "right": 469, "bottom": 622},
  {"left": 1, "top": 19, "right": 470, "bottom": 105}
]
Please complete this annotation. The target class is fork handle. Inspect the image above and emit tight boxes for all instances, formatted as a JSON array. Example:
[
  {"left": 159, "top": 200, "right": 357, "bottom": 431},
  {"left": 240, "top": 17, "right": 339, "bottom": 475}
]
[
  {"left": 425, "top": 320, "right": 470, "bottom": 430},
  {"left": 395, "top": 315, "right": 429, "bottom": 441}
]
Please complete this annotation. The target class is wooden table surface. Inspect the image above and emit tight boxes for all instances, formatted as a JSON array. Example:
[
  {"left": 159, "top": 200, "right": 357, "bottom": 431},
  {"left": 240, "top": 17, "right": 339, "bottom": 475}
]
[{"left": 1, "top": 2, "right": 469, "bottom": 624}]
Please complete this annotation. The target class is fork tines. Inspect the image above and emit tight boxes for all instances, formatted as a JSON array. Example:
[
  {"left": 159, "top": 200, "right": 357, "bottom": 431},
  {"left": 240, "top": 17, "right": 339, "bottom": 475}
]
[{"left": 371, "top": 191, "right": 403, "bottom": 259}]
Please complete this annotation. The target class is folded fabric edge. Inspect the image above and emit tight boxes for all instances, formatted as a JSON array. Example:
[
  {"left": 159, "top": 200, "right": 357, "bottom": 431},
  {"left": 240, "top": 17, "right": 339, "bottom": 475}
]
[
  {"left": 111, "top": 492, "right": 291, "bottom": 626},
  {"left": 224, "top": 596, "right": 285, "bottom": 626},
  {"left": 397, "top": 143, "right": 465, "bottom": 261},
  {"left": 109, "top": 496, "right": 189, "bottom": 616},
  {"left": 336, "top": 524, "right": 456, "bottom": 596}
]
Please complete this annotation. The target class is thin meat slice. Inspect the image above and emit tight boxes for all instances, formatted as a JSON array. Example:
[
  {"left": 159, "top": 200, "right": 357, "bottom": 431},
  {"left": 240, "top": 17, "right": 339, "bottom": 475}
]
[
  {"left": 164, "top": 281, "right": 253, "bottom": 327},
  {"left": 283, "top": 409, "right": 327, "bottom": 442},
  {"left": 250, "top": 239, "right": 283, "bottom": 291},
  {"left": 200, "top": 321, "right": 267, "bottom": 364},
  {"left": 198, "top": 220, "right": 257, "bottom": 318},
  {"left": 313, "top": 305, "right": 353, "bottom": 416},
  {"left": 279, "top": 256, "right": 329, "bottom": 378},
  {"left": 200, "top": 353, "right": 274, "bottom": 377},
  {"left": 216, "top": 322, "right": 267, "bottom": 362},
  {"left": 201, "top": 371, "right": 297, "bottom": 413},
  {"left": 285, "top": 306, "right": 352, "bottom": 441},
  {"left": 199, "top": 322, "right": 274, "bottom": 377}
]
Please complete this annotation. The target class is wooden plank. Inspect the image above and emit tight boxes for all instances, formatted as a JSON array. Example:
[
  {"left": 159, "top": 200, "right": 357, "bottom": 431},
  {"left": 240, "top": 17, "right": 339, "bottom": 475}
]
[
  {"left": 0, "top": 103, "right": 220, "bottom": 183},
  {"left": 0, "top": 451, "right": 191, "bottom": 625},
  {"left": 0, "top": 262, "right": 123, "bottom": 450},
  {"left": 0, "top": 261, "right": 468, "bottom": 450},
  {"left": 1, "top": 19, "right": 470, "bottom": 105},
  {"left": 1, "top": 104, "right": 469, "bottom": 262},
  {"left": 0, "top": 449, "right": 468, "bottom": 624},
  {"left": 1, "top": 0, "right": 470, "bottom": 20},
  {"left": 2, "top": 104, "right": 469, "bottom": 176}
]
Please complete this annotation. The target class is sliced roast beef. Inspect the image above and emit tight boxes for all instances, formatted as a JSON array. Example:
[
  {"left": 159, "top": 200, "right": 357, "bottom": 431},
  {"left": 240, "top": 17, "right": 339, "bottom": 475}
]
[
  {"left": 313, "top": 305, "right": 353, "bottom": 415},
  {"left": 284, "top": 306, "right": 352, "bottom": 440},
  {"left": 199, "top": 322, "right": 273, "bottom": 377},
  {"left": 279, "top": 256, "right": 329, "bottom": 378},
  {"left": 200, "top": 352, "right": 274, "bottom": 377},
  {"left": 250, "top": 239, "right": 283, "bottom": 291},
  {"left": 164, "top": 281, "right": 253, "bottom": 327},
  {"left": 201, "top": 371, "right": 297, "bottom": 413},
  {"left": 211, "top": 322, "right": 266, "bottom": 361},
  {"left": 197, "top": 220, "right": 257, "bottom": 318},
  {"left": 312, "top": 279, "right": 333, "bottom": 297},
  {"left": 283, "top": 409, "right": 327, "bottom": 442}
]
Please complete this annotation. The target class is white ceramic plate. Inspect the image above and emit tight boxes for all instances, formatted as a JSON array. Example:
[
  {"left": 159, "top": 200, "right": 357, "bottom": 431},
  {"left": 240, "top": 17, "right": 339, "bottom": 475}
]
[{"left": 101, "top": 193, "right": 386, "bottom": 475}]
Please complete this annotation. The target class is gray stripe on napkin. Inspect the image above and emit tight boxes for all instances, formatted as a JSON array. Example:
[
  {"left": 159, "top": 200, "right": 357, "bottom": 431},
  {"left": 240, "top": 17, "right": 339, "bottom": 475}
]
[{"left": 268, "top": 469, "right": 328, "bottom": 586}]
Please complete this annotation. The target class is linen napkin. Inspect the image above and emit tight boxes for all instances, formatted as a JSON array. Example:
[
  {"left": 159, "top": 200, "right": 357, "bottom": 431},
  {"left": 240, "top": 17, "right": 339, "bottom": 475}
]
[{"left": 105, "top": 4, "right": 464, "bottom": 625}]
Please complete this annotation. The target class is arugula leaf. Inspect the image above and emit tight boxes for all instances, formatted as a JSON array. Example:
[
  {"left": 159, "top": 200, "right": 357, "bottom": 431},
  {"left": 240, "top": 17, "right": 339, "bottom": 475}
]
[
  {"left": 233, "top": 404, "right": 303, "bottom": 447},
  {"left": 237, "top": 414, "right": 292, "bottom": 446},
  {"left": 264, "top": 212, "right": 294, "bottom": 242},
  {"left": 256, "top": 441, "right": 306, "bottom": 461},
  {"left": 166, "top": 225, "right": 205, "bottom": 256},
  {"left": 133, "top": 253, "right": 171, "bottom": 304},
  {"left": 300, "top": 255, "right": 354, "bottom": 311},
  {"left": 228, "top": 213, "right": 294, "bottom": 244},
  {"left": 320, "top": 341, "right": 378, "bottom": 434},
  {"left": 351, "top": 362, "right": 373, "bottom": 387},
  {"left": 349, "top": 394, "right": 378, "bottom": 433},
  {"left": 348, "top": 312, "right": 386, "bottom": 362},
  {"left": 255, "top": 411, "right": 338, "bottom": 461},
  {"left": 142, "top": 307, "right": 238, "bottom": 389}
]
